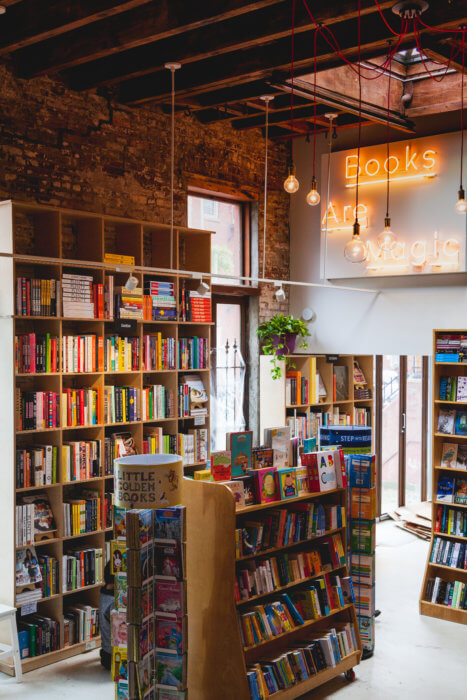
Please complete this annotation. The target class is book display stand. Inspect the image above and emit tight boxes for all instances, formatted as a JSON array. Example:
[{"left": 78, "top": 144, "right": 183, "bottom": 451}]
[
  {"left": 0, "top": 199, "right": 212, "bottom": 674},
  {"left": 420, "top": 329, "right": 467, "bottom": 624}
]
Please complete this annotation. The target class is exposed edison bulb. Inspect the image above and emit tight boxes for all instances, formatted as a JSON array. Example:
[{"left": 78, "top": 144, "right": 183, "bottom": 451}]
[
  {"left": 306, "top": 176, "right": 320, "bottom": 206},
  {"left": 283, "top": 164, "right": 299, "bottom": 194},
  {"left": 344, "top": 221, "right": 367, "bottom": 263},
  {"left": 456, "top": 187, "right": 467, "bottom": 214},
  {"left": 377, "top": 216, "right": 396, "bottom": 251}
]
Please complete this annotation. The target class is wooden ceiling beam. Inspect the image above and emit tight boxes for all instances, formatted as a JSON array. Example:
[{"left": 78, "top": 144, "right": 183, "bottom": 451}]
[
  {"left": 421, "top": 37, "right": 467, "bottom": 74},
  {"left": 230, "top": 103, "right": 333, "bottom": 130},
  {"left": 0, "top": 1, "right": 154, "bottom": 55},
  {"left": 13, "top": 0, "right": 287, "bottom": 76},
  {"left": 63, "top": 0, "right": 395, "bottom": 91}
]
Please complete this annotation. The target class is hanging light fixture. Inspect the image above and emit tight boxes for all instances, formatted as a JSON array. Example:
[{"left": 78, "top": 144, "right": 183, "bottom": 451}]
[
  {"left": 164, "top": 61, "right": 181, "bottom": 268},
  {"left": 377, "top": 54, "right": 397, "bottom": 250},
  {"left": 456, "top": 28, "right": 467, "bottom": 214},
  {"left": 284, "top": 0, "right": 299, "bottom": 194},
  {"left": 260, "top": 95, "right": 274, "bottom": 279},
  {"left": 274, "top": 282, "right": 286, "bottom": 302},
  {"left": 344, "top": 2, "right": 367, "bottom": 263},
  {"left": 306, "top": 28, "right": 321, "bottom": 206}
]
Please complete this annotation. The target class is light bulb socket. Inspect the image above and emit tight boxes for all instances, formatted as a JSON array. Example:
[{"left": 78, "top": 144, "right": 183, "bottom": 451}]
[
  {"left": 311, "top": 175, "right": 318, "bottom": 191},
  {"left": 459, "top": 187, "right": 465, "bottom": 201},
  {"left": 353, "top": 221, "right": 360, "bottom": 237},
  {"left": 384, "top": 215, "right": 391, "bottom": 228},
  {"left": 288, "top": 163, "right": 296, "bottom": 177}
]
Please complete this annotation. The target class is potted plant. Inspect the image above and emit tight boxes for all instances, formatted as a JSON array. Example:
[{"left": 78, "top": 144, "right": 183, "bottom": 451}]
[{"left": 257, "top": 314, "right": 310, "bottom": 379}]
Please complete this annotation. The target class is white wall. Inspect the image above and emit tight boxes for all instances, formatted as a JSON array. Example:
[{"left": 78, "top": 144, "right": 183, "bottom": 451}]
[{"left": 289, "top": 132, "right": 467, "bottom": 356}]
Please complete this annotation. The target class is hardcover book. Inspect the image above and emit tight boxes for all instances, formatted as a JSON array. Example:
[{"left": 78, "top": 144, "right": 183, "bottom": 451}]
[
  {"left": 251, "top": 446, "right": 274, "bottom": 470},
  {"left": 115, "top": 573, "right": 128, "bottom": 611},
  {"left": 232, "top": 475, "right": 255, "bottom": 506},
  {"left": 277, "top": 467, "right": 298, "bottom": 499},
  {"left": 114, "top": 506, "right": 127, "bottom": 539},
  {"left": 457, "top": 445, "right": 467, "bottom": 470},
  {"left": 155, "top": 506, "right": 185, "bottom": 542},
  {"left": 111, "top": 540, "right": 127, "bottom": 574},
  {"left": 227, "top": 431, "right": 253, "bottom": 477},
  {"left": 154, "top": 541, "right": 183, "bottom": 581},
  {"left": 210, "top": 450, "right": 232, "bottom": 482},
  {"left": 295, "top": 465, "right": 309, "bottom": 496},
  {"left": 441, "top": 442, "right": 458, "bottom": 469},
  {"left": 437, "top": 408, "right": 455, "bottom": 435},
  {"left": 155, "top": 618, "right": 186, "bottom": 654},
  {"left": 155, "top": 581, "right": 185, "bottom": 619},
  {"left": 457, "top": 376, "right": 467, "bottom": 402},
  {"left": 111, "top": 609, "right": 128, "bottom": 648},
  {"left": 222, "top": 480, "right": 245, "bottom": 508},
  {"left": 19, "top": 493, "right": 55, "bottom": 535},
  {"left": 156, "top": 652, "right": 186, "bottom": 691},
  {"left": 126, "top": 509, "right": 154, "bottom": 548},
  {"left": 436, "top": 475, "right": 455, "bottom": 503},
  {"left": 455, "top": 410, "right": 467, "bottom": 436},
  {"left": 264, "top": 426, "right": 290, "bottom": 468},
  {"left": 250, "top": 467, "right": 279, "bottom": 504},
  {"left": 454, "top": 478, "right": 467, "bottom": 505}
]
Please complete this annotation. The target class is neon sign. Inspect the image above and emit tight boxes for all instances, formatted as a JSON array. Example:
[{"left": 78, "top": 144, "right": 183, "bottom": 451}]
[
  {"left": 345, "top": 146, "right": 437, "bottom": 188},
  {"left": 321, "top": 201, "right": 369, "bottom": 231},
  {"left": 365, "top": 232, "right": 460, "bottom": 274}
]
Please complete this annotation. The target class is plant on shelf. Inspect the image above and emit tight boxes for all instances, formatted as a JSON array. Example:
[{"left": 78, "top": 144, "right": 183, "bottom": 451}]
[{"left": 257, "top": 314, "right": 310, "bottom": 379}]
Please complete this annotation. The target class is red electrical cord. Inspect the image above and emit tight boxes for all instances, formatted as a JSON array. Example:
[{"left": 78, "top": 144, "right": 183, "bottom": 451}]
[
  {"left": 460, "top": 28, "right": 465, "bottom": 190},
  {"left": 413, "top": 18, "right": 458, "bottom": 83},
  {"left": 312, "top": 26, "right": 318, "bottom": 178},
  {"left": 356, "top": 0, "right": 362, "bottom": 222},
  {"left": 290, "top": 0, "right": 296, "bottom": 161},
  {"left": 386, "top": 60, "right": 391, "bottom": 219},
  {"left": 417, "top": 16, "right": 466, "bottom": 34},
  {"left": 373, "top": 0, "right": 406, "bottom": 37}
]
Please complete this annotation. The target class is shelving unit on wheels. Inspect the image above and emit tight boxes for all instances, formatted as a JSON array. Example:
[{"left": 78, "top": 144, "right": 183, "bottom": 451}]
[
  {"left": 419, "top": 329, "right": 467, "bottom": 625},
  {"left": 0, "top": 199, "right": 212, "bottom": 673},
  {"left": 184, "top": 477, "right": 362, "bottom": 700}
]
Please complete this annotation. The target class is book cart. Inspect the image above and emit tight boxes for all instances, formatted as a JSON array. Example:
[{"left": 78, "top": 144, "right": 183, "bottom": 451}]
[
  {"left": 0, "top": 199, "right": 212, "bottom": 673},
  {"left": 184, "top": 476, "right": 362, "bottom": 700},
  {"left": 419, "top": 329, "right": 467, "bottom": 625}
]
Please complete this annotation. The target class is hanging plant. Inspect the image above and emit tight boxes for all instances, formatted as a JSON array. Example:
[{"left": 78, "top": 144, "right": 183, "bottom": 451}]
[{"left": 257, "top": 314, "right": 310, "bottom": 379}]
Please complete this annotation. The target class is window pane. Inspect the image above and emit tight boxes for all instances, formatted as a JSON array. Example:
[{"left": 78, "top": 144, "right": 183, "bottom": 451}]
[
  {"left": 211, "top": 302, "right": 245, "bottom": 450},
  {"left": 381, "top": 355, "right": 399, "bottom": 514},
  {"left": 188, "top": 195, "right": 243, "bottom": 284},
  {"left": 405, "top": 356, "right": 423, "bottom": 504}
]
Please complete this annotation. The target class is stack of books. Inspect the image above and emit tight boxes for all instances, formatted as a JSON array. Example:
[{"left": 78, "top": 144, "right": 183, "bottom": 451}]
[
  {"left": 115, "top": 286, "right": 143, "bottom": 320},
  {"left": 188, "top": 290, "right": 212, "bottom": 322},
  {"left": 143, "top": 278, "right": 177, "bottom": 321},
  {"left": 435, "top": 333, "right": 467, "bottom": 363},
  {"left": 62, "top": 272, "right": 99, "bottom": 319}
]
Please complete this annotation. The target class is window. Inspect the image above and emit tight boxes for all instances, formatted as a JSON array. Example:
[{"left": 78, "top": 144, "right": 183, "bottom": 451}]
[{"left": 188, "top": 193, "right": 248, "bottom": 285}]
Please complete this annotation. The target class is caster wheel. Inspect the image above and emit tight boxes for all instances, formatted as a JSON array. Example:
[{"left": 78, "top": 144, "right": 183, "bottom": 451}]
[{"left": 345, "top": 669, "right": 356, "bottom": 682}]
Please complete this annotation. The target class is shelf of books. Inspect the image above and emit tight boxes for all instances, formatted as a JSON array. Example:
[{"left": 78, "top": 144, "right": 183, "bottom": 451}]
[
  {"left": 420, "top": 329, "right": 467, "bottom": 624},
  {"left": 0, "top": 199, "right": 212, "bottom": 674},
  {"left": 184, "top": 441, "right": 362, "bottom": 700},
  {"left": 260, "top": 354, "right": 373, "bottom": 451}
]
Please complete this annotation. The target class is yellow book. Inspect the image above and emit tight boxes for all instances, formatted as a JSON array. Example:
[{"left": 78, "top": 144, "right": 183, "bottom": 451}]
[
  {"left": 310, "top": 356, "right": 317, "bottom": 404},
  {"left": 254, "top": 664, "right": 270, "bottom": 698},
  {"left": 118, "top": 338, "right": 124, "bottom": 371},
  {"left": 194, "top": 469, "right": 211, "bottom": 481},
  {"left": 122, "top": 389, "right": 127, "bottom": 423},
  {"left": 157, "top": 332, "right": 162, "bottom": 370}
]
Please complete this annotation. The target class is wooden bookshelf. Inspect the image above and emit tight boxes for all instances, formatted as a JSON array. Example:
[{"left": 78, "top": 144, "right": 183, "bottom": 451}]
[
  {"left": 184, "top": 478, "right": 361, "bottom": 700},
  {"left": 0, "top": 199, "right": 212, "bottom": 673},
  {"left": 260, "top": 354, "right": 373, "bottom": 448},
  {"left": 419, "top": 329, "right": 467, "bottom": 625}
]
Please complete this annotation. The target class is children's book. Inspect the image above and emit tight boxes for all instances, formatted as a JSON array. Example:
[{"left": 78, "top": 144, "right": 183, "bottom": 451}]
[
  {"left": 227, "top": 431, "right": 253, "bottom": 477},
  {"left": 457, "top": 445, "right": 467, "bottom": 470},
  {"left": 154, "top": 541, "right": 183, "bottom": 581},
  {"left": 222, "top": 480, "right": 245, "bottom": 508},
  {"left": 277, "top": 467, "right": 298, "bottom": 499},
  {"left": 437, "top": 408, "right": 455, "bottom": 434},
  {"left": 156, "top": 652, "right": 186, "bottom": 690},
  {"left": 155, "top": 581, "right": 185, "bottom": 619},
  {"left": 251, "top": 446, "right": 274, "bottom": 470},
  {"left": 126, "top": 509, "right": 153, "bottom": 548},
  {"left": 138, "top": 651, "right": 154, "bottom": 697},
  {"left": 116, "top": 680, "right": 129, "bottom": 700},
  {"left": 304, "top": 451, "right": 337, "bottom": 493},
  {"left": 115, "top": 573, "right": 128, "bottom": 611},
  {"left": 111, "top": 540, "right": 127, "bottom": 574},
  {"left": 112, "top": 647, "right": 128, "bottom": 683},
  {"left": 457, "top": 376, "right": 467, "bottom": 402},
  {"left": 251, "top": 467, "right": 279, "bottom": 504},
  {"left": 264, "top": 426, "right": 290, "bottom": 468},
  {"left": 210, "top": 450, "right": 232, "bottom": 482},
  {"left": 114, "top": 506, "right": 127, "bottom": 539},
  {"left": 20, "top": 493, "right": 55, "bottom": 534},
  {"left": 454, "top": 478, "right": 467, "bottom": 505},
  {"left": 15, "top": 546, "right": 42, "bottom": 586},
  {"left": 156, "top": 618, "right": 186, "bottom": 655},
  {"left": 348, "top": 454, "right": 375, "bottom": 488},
  {"left": 455, "top": 410, "right": 467, "bottom": 436},
  {"left": 155, "top": 506, "right": 185, "bottom": 542},
  {"left": 232, "top": 475, "right": 255, "bottom": 506},
  {"left": 111, "top": 609, "right": 128, "bottom": 648},
  {"left": 295, "top": 465, "right": 309, "bottom": 496},
  {"left": 436, "top": 475, "right": 455, "bottom": 502},
  {"left": 441, "top": 442, "right": 458, "bottom": 469}
]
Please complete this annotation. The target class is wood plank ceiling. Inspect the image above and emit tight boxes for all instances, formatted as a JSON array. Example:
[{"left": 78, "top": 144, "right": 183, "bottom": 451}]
[{"left": 0, "top": 0, "right": 466, "bottom": 139}]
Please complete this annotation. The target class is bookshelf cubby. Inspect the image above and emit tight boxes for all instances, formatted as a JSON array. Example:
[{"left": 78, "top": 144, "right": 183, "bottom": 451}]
[
  {"left": 420, "top": 329, "right": 467, "bottom": 625},
  {"left": 260, "top": 354, "right": 374, "bottom": 448},
  {"left": 0, "top": 199, "right": 212, "bottom": 673},
  {"left": 184, "top": 477, "right": 362, "bottom": 700}
]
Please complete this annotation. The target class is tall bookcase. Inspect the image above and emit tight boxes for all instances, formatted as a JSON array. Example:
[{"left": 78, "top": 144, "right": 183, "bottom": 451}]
[
  {"left": 184, "top": 478, "right": 361, "bottom": 700},
  {"left": 0, "top": 199, "right": 212, "bottom": 673},
  {"left": 260, "top": 354, "right": 374, "bottom": 446},
  {"left": 419, "top": 329, "right": 467, "bottom": 625}
]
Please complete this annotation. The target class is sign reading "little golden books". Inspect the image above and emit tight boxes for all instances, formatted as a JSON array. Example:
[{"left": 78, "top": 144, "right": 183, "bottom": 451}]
[{"left": 114, "top": 454, "right": 183, "bottom": 508}]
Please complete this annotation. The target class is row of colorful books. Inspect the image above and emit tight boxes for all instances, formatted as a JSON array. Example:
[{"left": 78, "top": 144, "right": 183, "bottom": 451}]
[
  {"left": 439, "top": 375, "right": 467, "bottom": 402},
  {"left": 440, "top": 442, "right": 467, "bottom": 470},
  {"left": 18, "top": 615, "right": 60, "bottom": 659},
  {"left": 435, "top": 333, "right": 467, "bottom": 363},
  {"left": 142, "top": 428, "right": 208, "bottom": 465},
  {"left": 62, "top": 547, "right": 104, "bottom": 591},
  {"left": 247, "top": 622, "right": 358, "bottom": 698},
  {"left": 430, "top": 537, "right": 467, "bottom": 570},
  {"left": 64, "top": 604, "right": 100, "bottom": 645},
  {"left": 103, "top": 336, "right": 139, "bottom": 373},
  {"left": 16, "top": 277, "right": 61, "bottom": 317},
  {"left": 62, "top": 388, "right": 101, "bottom": 427},
  {"left": 437, "top": 408, "right": 467, "bottom": 436},
  {"left": 62, "top": 440, "right": 101, "bottom": 482},
  {"left": 426, "top": 576, "right": 467, "bottom": 609},
  {"left": 104, "top": 386, "right": 140, "bottom": 424},
  {"left": 235, "top": 504, "right": 346, "bottom": 559},
  {"left": 142, "top": 384, "right": 175, "bottom": 421},
  {"left": 437, "top": 474, "right": 467, "bottom": 504},
  {"left": 285, "top": 372, "right": 309, "bottom": 406},
  {"left": 62, "top": 334, "right": 104, "bottom": 373},
  {"left": 435, "top": 504, "right": 467, "bottom": 537},
  {"left": 143, "top": 333, "right": 176, "bottom": 371},
  {"left": 62, "top": 493, "right": 101, "bottom": 536},
  {"left": 16, "top": 389, "right": 60, "bottom": 430},
  {"left": 15, "top": 333, "right": 59, "bottom": 373},
  {"left": 16, "top": 445, "right": 58, "bottom": 487},
  {"left": 179, "top": 282, "right": 212, "bottom": 322},
  {"left": 177, "top": 336, "right": 209, "bottom": 370}
]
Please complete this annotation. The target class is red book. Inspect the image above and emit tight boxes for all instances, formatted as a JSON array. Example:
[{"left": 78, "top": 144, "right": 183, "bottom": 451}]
[
  {"left": 97, "top": 283, "right": 104, "bottom": 319},
  {"left": 435, "top": 505, "right": 442, "bottom": 532},
  {"left": 79, "top": 389, "right": 85, "bottom": 425}
]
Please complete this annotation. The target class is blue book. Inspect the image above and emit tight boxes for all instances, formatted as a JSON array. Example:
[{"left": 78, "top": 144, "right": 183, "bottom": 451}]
[
  {"left": 280, "top": 593, "right": 304, "bottom": 625},
  {"left": 247, "top": 672, "right": 261, "bottom": 700},
  {"left": 436, "top": 353, "right": 459, "bottom": 362},
  {"left": 455, "top": 411, "right": 467, "bottom": 436},
  {"left": 349, "top": 454, "right": 375, "bottom": 488},
  {"left": 437, "top": 475, "right": 455, "bottom": 502},
  {"left": 18, "top": 630, "right": 29, "bottom": 659}
]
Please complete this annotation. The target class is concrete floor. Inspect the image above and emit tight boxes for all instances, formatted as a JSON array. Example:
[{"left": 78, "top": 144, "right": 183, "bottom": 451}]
[{"left": 1, "top": 521, "right": 465, "bottom": 699}]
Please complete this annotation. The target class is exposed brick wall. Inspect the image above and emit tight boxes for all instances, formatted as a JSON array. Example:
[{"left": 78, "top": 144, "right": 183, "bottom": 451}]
[{"left": 0, "top": 62, "right": 289, "bottom": 321}]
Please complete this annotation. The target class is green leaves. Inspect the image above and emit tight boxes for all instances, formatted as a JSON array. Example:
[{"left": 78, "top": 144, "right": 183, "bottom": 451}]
[{"left": 256, "top": 314, "right": 310, "bottom": 380}]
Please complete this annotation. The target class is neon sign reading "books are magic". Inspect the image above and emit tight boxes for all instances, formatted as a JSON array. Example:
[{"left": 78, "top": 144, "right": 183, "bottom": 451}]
[{"left": 321, "top": 132, "right": 466, "bottom": 279}]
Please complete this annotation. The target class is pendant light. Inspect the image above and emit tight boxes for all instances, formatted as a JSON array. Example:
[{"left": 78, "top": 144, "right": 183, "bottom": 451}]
[
  {"left": 344, "top": 2, "right": 367, "bottom": 263},
  {"left": 165, "top": 61, "right": 181, "bottom": 268},
  {"left": 377, "top": 59, "right": 397, "bottom": 250},
  {"left": 284, "top": 0, "right": 299, "bottom": 194},
  {"left": 456, "top": 28, "right": 467, "bottom": 214},
  {"left": 306, "top": 28, "right": 321, "bottom": 206}
]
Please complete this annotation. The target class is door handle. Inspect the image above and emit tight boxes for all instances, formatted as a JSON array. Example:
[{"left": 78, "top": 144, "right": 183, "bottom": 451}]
[{"left": 401, "top": 412, "right": 406, "bottom": 432}]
